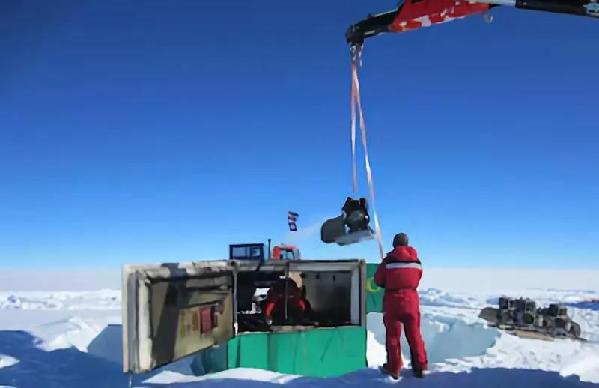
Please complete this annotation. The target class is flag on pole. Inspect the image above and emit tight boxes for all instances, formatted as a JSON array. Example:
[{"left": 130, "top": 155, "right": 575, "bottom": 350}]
[{"left": 288, "top": 211, "right": 299, "bottom": 231}]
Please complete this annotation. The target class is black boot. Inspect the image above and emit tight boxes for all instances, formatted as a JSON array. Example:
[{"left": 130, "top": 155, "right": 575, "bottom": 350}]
[
  {"left": 413, "top": 368, "right": 424, "bottom": 378},
  {"left": 380, "top": 364, "right": 400, "bottom": 380}
]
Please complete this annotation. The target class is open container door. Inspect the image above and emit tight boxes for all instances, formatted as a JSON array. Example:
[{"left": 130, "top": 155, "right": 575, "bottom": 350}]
[{"left": 122, "top": 261, "right": 235, "bottom": 373}]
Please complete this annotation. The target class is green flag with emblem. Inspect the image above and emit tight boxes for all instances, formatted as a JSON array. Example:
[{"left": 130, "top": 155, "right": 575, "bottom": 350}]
[{"left": 366, "top": 263, "right": 383, "bottom": 313}]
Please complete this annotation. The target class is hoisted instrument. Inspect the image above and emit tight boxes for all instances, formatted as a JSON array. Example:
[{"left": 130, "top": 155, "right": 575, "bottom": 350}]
[{"left": 320, "top": 45, "right": 385, "bottom": 259}]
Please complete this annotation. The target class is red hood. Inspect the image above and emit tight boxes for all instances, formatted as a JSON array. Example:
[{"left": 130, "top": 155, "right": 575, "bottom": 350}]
[{"left": 387, "top": 246, "right": 419, "bottom": 262}]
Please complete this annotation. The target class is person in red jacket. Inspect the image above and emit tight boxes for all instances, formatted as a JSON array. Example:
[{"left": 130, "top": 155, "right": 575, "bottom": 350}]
[
  {"left": 374, "top": 232, "right": 428, "bottom": 380},
  {"left": 263, "top": 278, "right": 311, "bottom": 325}
]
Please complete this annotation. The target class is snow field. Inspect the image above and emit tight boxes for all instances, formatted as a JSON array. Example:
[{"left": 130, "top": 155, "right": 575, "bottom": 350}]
[{"left": 0, "top": 284, "right": 598, "bottom": 387}]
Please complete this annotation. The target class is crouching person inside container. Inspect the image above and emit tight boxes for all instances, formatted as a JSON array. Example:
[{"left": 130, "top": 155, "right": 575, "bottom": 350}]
[
  {"left": 374, "top": 233, "right": 428, "bottom": 380},
  {"left": 263, "top": 278, "right": 311, "bottom": 326}
]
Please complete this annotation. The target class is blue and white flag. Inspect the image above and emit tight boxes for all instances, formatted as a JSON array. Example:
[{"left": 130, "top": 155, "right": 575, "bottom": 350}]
[{"left": 288, "top": 211, "right": 299, "bottom": 231}]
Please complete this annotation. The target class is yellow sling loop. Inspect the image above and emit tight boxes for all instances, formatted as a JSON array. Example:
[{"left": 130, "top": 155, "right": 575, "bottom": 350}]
[{"left": 350, "top": 45, "right": 385, "bottom": 260}]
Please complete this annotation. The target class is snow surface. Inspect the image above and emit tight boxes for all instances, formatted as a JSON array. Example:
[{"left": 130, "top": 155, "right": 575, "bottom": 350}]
[
  {"left": 1, "top": 270, "right": 599, "bottom": 387},
  {"left": 0, "top": 356, "right": 17, "bottom": 369}
]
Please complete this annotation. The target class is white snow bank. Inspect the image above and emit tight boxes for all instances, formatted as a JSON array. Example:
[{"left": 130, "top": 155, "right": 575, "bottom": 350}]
[
  {"left": 0, "top": 291, "right": 121, "bottom": 353},
  {"left": 421, "top": 268, "right": 599, "bottom": 292},
  {"left": 144, "top": 368, "right": 299, "bottom": 385},
  {"left": 0, "top": 290, "right": 120, "bottom": 310},
  {"left": 368, "top": 312, "right": 499, "bottom": 367},
  {"left": 419, "top": 288, "right": 481, "bottom": 308},
  {"left": 37, "top": 316, "right": 105, "bottom": 352},
  {"left": 0, "top": 309, "right": 121, "bottom": 354},
  {"left": 561, "top": 353, "right": 599, "bottom": 383},
  {"left": 0, "top": 355, "right": 18, "bottom": 369},
  {"left": 427, "top": 315, "right": 599, "bottom": 383},
  {"left": 366, "top": 330, "right": 387, "bottom": 367},
  {"left": 569, "top": 308, "right": 599, "bottom": 342}
]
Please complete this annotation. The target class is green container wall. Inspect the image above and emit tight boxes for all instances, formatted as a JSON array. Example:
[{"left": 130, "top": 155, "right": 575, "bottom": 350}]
[
  {"left": 233, "top": 332, "right": 268, "bottom": 369},
  {"left": 366, "top": 263, "right": 383, "bottom": 313},
  {"left": 190, "top": 342, "right": 228, "bottom": 375},
  {"left": 225, "top": 326, "right": 366, "bottom": 377}
]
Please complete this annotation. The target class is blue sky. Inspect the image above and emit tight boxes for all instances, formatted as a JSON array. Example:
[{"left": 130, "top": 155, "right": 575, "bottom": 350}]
[{"left": 1, "top": 1, "right": 597, "bottom": 269}]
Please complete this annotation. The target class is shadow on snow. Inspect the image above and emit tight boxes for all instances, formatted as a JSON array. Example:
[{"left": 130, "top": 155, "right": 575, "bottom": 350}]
[
  {"left": 0, "top": 329, "right": 165, "bottom": 388},
  {"left": 145, "top": 368, "right": 596, "bottom": 388}
]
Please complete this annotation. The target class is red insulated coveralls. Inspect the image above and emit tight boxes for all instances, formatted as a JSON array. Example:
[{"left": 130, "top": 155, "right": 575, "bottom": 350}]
[{"left": 374, "top": 246, "right": 428, "bottom": 375}]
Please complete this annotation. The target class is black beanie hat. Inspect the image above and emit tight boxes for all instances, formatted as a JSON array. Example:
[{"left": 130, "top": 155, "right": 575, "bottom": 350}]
[{"left": 393, "top": 233, "right": 409, "bottom": 247}]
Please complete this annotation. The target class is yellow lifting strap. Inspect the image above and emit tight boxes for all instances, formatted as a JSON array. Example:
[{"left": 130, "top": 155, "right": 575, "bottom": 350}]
[{"left": 350, "top": 45, "right": 385, "bottom": 260}]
